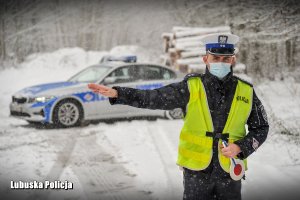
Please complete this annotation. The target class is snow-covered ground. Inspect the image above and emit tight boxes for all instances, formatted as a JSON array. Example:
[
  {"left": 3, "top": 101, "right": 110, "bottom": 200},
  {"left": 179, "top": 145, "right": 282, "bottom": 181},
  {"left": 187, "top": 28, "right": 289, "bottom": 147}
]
[{"left": 0, "top": 48, "right": 299, "bottom": 200}]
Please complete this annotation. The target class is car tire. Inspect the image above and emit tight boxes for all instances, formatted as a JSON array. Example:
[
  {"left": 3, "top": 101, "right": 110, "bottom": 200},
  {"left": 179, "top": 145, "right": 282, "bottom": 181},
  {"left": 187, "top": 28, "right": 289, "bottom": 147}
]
[
  {"left": 52, "top": 99, "right": 83, "bottom": 128},
  {"left": 165, "top": 108, "right": 184, "bottom": 120}
]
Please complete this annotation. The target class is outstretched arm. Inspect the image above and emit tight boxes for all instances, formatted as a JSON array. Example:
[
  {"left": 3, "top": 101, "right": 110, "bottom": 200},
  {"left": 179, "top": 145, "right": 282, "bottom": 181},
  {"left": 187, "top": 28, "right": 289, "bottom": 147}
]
[
  {"left": 88, "top": 83, "right": 118, "bottom": 98},
  {"left": 88, "top": 81, "right": 190, "bottom": 110}
]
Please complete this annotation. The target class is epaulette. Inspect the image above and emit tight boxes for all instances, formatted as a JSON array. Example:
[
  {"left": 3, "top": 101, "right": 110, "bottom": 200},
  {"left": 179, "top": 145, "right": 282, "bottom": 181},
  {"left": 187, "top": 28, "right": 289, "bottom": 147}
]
[
  {"left": 184, "top": 73, "right": 203, "bottom": 81},
  {"left": 233, "top": 75, "right": 253, "bottom": 87}
]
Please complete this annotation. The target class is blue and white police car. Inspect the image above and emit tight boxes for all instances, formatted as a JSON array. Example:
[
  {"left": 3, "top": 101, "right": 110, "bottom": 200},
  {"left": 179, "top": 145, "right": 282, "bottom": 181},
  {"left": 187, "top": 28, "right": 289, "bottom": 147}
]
[{"left": 9, "top": 56, "right": 185, "bottom": 128}]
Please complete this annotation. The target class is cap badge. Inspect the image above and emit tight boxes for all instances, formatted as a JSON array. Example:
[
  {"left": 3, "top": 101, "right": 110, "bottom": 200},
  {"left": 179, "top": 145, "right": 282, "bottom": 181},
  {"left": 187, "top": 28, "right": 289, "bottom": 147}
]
[{"left": 218, "top": 35, "right": 228, "bottom": 44}]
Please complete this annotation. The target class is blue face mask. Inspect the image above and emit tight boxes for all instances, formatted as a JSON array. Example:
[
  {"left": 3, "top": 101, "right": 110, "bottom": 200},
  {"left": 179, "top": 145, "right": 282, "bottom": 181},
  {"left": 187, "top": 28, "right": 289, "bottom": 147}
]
[{"left": 209, "top": 62, "right": 231, "bottom": 79}]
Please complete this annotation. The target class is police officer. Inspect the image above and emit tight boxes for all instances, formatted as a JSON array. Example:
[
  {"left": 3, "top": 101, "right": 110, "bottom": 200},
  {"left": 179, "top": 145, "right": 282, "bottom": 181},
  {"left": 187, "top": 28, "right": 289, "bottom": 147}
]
[{"left": 88, "top": 33, "right": 269, "bottom": 200}]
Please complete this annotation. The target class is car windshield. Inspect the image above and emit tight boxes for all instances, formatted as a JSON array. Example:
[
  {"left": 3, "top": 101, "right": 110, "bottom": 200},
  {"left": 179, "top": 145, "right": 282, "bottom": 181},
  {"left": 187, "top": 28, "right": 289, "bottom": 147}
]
[{"left": 68, "top": 65, "right": 111, "bottom": 83}]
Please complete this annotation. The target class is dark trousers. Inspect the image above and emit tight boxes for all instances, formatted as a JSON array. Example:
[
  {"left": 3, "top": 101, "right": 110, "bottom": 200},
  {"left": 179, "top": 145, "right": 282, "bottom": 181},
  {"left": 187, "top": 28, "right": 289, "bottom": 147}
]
[{"left": 183, "top": 168, "right": 241, "bottom": 200}]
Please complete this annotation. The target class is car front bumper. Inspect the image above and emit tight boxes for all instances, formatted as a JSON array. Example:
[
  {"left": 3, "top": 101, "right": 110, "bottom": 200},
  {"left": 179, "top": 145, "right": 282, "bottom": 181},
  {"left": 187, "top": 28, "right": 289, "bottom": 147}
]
[{"left": 9, "top": 101, "right": 47, "bottom": 122}]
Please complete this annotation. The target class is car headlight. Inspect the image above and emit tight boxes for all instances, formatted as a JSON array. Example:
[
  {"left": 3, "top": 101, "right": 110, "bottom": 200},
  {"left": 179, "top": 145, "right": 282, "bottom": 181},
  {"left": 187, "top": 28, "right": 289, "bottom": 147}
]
[{"left": 28, "top": 96, "right": 56, "bottom": 103}]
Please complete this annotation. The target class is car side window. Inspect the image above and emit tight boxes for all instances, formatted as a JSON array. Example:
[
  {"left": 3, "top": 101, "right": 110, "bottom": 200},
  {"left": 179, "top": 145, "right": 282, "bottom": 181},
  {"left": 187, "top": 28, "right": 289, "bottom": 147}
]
[
  {"left": 161, "top": 68, "right": 176, "bottom": 80},
  {"left": 105, "top": 66, "right": 139, "bottom": 84},
  {"left": 141, "top": 65, "right": 176, "bottom": 80}
]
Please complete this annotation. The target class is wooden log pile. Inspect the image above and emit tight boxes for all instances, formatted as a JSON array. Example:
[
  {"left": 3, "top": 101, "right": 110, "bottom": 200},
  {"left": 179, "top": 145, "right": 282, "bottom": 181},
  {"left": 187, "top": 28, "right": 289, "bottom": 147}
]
[{"left": 161, "top": 26, "right": 245, "bottom": 74}]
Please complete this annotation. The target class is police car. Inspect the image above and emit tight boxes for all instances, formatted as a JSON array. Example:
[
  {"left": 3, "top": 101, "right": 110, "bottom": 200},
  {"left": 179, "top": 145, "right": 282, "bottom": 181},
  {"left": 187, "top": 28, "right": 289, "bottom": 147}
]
[{"left": 9, "top": 56, "right": 185, "bottom": 128}]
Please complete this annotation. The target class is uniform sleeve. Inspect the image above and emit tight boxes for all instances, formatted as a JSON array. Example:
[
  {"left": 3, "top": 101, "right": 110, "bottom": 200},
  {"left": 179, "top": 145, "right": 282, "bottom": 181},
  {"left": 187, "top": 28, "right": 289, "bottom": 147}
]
[
  {"left": 234, "top": 89, "right": 269, "bottom": 159},
  {"left": 108, "top": 80, "right": 190, "bottom": 110}
]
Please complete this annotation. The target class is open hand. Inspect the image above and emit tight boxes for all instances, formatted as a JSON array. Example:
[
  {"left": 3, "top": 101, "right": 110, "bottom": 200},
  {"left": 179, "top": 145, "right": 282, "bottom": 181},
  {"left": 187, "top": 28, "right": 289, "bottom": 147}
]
[{"left": 88, "top": 83, "right": 118, "bottom": 98}]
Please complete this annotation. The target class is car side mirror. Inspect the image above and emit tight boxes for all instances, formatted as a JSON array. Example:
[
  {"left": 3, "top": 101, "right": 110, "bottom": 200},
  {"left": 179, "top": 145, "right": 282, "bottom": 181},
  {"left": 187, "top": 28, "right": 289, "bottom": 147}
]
[{"left": 103, "top": 77, "right": 116, "bottom": 85}]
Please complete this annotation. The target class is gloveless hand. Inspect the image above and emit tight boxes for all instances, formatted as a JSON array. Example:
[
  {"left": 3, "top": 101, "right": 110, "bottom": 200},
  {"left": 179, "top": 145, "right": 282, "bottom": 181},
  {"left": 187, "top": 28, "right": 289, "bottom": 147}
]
[
  {"left": 220, "top": 143, "right": 241, "bottom": 158},
  {"left": 87, "top": 83, "right": 118, "bottom": 98}
]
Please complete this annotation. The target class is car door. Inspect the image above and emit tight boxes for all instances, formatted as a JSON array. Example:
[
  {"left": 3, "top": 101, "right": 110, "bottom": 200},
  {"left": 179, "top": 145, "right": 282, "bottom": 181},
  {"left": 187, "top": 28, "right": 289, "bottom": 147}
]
[
  {"left": 95, "top": 65, "right": 140, "bottom": 118},
  {"left": 130, "top": 64, "right": 178, "bottom": 116},
  {"left": 136, "top": 64, "right": 177, "bottom": 89}
]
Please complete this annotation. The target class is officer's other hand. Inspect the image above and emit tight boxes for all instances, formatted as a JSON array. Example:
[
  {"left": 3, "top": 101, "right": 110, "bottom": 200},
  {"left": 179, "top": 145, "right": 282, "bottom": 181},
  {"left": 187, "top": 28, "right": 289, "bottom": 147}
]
[
  {"left": 88, "top": 83, "right": 118, "bottom": 98},
  {"left": 220, "top": 143, "right": 241, "bottom": 158}
]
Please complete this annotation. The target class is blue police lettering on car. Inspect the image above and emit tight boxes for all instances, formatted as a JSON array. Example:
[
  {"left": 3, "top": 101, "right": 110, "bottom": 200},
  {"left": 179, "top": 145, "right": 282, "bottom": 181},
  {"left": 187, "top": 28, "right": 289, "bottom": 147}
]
[{"left": 136, "top": 83, "right": 163, "bottom": 90}]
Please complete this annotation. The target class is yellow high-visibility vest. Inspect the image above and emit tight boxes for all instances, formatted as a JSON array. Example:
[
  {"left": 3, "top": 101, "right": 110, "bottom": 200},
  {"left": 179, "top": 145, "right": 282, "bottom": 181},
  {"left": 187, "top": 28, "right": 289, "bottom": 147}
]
[{"left": 177, "top": 77, "right": 253, "bottom": 173}]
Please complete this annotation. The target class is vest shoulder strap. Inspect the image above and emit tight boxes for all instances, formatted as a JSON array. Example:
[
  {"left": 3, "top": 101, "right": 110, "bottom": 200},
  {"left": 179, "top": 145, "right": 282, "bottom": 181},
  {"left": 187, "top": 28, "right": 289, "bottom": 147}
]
[
  {"left": 233, "top": 75, "right": 253, "bottom": 87},
  {"left": 184, "top": 73, "right": 203, "bottom": 81}
]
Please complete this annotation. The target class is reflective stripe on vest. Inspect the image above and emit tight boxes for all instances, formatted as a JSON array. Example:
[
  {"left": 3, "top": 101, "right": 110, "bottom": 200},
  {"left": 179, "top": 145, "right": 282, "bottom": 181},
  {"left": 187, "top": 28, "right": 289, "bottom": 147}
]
[{"left": 176, "top": 77, "right": 253, "bottom": 172}]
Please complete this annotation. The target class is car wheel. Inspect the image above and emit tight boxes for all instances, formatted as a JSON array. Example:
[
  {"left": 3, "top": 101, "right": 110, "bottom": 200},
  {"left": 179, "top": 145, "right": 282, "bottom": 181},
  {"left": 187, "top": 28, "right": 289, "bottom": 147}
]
[
  {"left": 53, "top": 99, "right": 83, "bottom": 128},
  {"left": 166, "top": 108, "right": 184, "bottom": 119}
]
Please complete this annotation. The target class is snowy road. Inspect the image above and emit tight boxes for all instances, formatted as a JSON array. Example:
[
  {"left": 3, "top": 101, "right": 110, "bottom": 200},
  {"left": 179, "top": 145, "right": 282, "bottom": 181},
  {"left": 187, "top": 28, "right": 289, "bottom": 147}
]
[
  {"left": 1, "top": 48, "right": 300, "bottom": 199},
  {"left": 1, "top": 118, "right": 300, "bottom": 200},
  {"left": 0, "top": 118, "right": 184, "bottom": 200}
]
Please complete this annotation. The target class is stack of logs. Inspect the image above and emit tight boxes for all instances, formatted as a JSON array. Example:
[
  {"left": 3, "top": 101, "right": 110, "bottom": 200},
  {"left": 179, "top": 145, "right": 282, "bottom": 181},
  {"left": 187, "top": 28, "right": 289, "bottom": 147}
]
[{"left": 161, "top": 26, "right": 246, "bottom": 74}]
